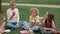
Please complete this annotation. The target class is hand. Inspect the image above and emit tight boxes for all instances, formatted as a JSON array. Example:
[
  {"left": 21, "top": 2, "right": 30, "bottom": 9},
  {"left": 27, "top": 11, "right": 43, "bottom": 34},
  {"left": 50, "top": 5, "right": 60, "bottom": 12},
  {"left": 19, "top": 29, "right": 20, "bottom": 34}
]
[
  {"left": 30, "top": 24, "right": 34, "bottom": 28},
  {"left": 13, "top": 12, "right": 16, "bottom": 16},
  {"left": 30, "top": 25, "right": 34, "bottom": 28},
  {"left": 16, "top": 24, "right": 19, "bottom": 28},
  {"left": 10, "top": 17, "right": 12, "bottom": 20},
  {"left": 44, "top": 28, "right": 51, "bottom": 30},
  {"left": 10, "top": 12, "right": 16, "bottom": 20},
  {"left": 52, "top": 29, "right": 56, "bottom": 32}
]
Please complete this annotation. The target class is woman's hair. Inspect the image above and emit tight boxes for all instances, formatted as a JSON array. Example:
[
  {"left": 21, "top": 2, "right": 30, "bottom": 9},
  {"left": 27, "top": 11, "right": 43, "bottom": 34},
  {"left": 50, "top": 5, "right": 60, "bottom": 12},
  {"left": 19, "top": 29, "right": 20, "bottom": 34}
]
[
  {"left": 30, "top": 8, "right": 39, "bottom": 16},
  {"left": 45, "top": 11, "right": 55, "bottom": 28}
]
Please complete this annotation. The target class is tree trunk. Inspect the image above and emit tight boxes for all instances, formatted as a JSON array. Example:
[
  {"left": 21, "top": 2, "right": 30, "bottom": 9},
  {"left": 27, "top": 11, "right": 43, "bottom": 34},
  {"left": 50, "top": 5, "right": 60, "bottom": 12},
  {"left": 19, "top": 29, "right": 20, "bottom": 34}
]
[{"left": 0, "top": 0, "right": 2, "bottom": 13}]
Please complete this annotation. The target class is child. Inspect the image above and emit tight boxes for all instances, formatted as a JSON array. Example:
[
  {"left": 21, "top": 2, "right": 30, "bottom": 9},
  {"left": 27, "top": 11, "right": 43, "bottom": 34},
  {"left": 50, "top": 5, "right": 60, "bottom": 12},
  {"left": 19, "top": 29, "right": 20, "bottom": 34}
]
[
  {"left": 0, "top": 17, "right": 6, "bottom": 34},
  {"left": 42, "top": 12, "right": 57, "bottom": 34},
  {"left": 29, "top": 8, "right": 42, "bottom": 29},
  {"left": 23, "top": 8, "right": 44, "bottom": 34}
]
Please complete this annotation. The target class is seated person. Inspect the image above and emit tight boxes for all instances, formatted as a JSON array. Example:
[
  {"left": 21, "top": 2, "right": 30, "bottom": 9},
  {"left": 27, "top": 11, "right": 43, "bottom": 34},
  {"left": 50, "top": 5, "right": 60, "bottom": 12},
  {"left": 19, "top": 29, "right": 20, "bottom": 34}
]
[
  {"left": 6, "top": 1, "right": 23, "bottom": 29},
  {"left": 0, "top": 17, "right": 6, "bottom": 34},
  {"left": 42, "top": 12, "right": 57, "bottom": 34},
  {"left": 23, "top": 8, "right": 44, "bottom": 33}
]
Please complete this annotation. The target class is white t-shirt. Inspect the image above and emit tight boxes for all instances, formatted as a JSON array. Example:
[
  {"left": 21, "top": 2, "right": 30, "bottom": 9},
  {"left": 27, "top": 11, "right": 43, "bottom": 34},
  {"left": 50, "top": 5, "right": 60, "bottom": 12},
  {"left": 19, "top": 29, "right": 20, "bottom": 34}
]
[{"left": 7, "top": 8, "right": 19, "bottom": 23}]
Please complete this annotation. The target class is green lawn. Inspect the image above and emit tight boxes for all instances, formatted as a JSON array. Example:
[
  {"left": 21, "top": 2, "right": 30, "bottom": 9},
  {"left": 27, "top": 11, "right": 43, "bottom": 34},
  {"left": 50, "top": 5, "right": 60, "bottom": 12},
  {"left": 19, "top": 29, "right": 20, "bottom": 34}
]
[
  {"left": 2, "top": 0, "right": 60, "bottom": 5},
  {"left": 1, "top": 0, "right": 60, "bottom": 34},
  {"left": 1, "top": 6, "right": 60, "bottom": 34}
]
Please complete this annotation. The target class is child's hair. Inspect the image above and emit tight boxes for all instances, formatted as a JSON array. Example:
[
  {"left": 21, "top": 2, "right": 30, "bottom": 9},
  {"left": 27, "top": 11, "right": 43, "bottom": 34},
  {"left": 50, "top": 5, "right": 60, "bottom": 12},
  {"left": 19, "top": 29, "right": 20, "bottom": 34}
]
[
  {"left": 10, "top": 0, "right": 16, "bottom": 5},
  {"left": 47, "top": 11, "right": 55, "bottom": 23},
  {"left": 45, "top": 11, "right": 55, "bottom": 28},
  {"left": 30, "top": 8, "right": 39, "bottom": 16}
]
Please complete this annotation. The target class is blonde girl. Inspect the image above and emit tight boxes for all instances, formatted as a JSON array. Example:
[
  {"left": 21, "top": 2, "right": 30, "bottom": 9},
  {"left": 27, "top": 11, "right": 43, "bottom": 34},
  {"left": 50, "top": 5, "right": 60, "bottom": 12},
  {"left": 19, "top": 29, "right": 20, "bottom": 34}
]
[
  {"left": 29, "top": 8, "right": 41, "bottom": 27},
  {"left": 23, "top": 8, "right": 44, "bottom": 34}
]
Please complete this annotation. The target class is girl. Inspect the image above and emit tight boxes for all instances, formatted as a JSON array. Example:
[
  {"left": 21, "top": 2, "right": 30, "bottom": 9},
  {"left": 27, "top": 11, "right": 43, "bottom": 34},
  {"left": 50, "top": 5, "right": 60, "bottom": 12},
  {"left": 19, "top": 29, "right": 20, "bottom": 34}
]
[
  {"left": 23, "top": 8, "right": 44, "bottom": 33},
  {"left": 42, "top": 12, "right": 57, "bottom": 34},
  {"left": 0, "top": 17, "right": 6, "bottom": 34},
  {"left": 29, "top": 8, "right": 42, "bottom": 30}
]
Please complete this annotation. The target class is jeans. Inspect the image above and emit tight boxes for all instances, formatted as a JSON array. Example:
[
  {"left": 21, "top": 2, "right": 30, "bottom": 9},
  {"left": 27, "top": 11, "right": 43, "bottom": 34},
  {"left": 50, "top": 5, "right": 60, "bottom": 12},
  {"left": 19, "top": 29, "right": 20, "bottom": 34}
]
[
  {"left": 38, "top": 24, "right": 45, "bottom": 34},
  {"left": 7, "top": 21, "right": 24, "bottom": 29},
  {"left": 45, "top": 30, "right": 52, "bottom": 34},
  {"left": 23, "top": 21, "right": 43, "bottom": 31}
]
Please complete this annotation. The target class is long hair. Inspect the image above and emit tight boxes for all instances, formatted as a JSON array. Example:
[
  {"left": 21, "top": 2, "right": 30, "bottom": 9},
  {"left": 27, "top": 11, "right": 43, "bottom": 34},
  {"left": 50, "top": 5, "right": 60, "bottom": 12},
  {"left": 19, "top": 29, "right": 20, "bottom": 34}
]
[{"left": 45, "top": 12, "right": 55, "bottom": 28}]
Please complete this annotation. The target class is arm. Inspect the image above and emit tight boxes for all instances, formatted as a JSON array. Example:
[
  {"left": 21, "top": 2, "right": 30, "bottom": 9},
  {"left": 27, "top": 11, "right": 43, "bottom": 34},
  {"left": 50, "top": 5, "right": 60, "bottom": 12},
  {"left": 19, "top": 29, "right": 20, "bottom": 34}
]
[
  {"left": 44, "top": 20, "right": 56, "bottom": 31},
  {"left": 7, "top": 9, "right": 15, "bottom": 20},
  {"left": 0, "top": 17, "right": 6, "bottom": 34},
  {"left": 0, "top": 17, "right": 6, "bottom": 28},
  {"left": 42, "top": 18, "right": 46, "bottom": 27},
  {"left": 52, "top": 20, "right": 56, "bottom": 30},
  {"left": 40, "top": 17, "right": 43, "bottom": 23},
  {"left": 29, "top": 16, "right": 35, "bottom": 27},
  {"left": 42, "top": 17, "right": 51, "bottom": 30},
  {"left": 10, "top": 11, "right": 16, "bottom": 20},
  {"left": 16, "top": 9, "right": 19, "bottom": 27}
]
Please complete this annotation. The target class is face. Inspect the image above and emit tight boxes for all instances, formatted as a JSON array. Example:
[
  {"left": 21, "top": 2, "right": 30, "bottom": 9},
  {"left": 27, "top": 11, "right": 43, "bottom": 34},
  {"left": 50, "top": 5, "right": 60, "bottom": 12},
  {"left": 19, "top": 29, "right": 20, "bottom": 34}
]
[
  {"left": 45, "top": 12, "right": 48, "bottom": 18},
  {"left": 31, "top": 10, "right": 37, "bottom": 16},
  {"left": 10, "top": 2, "right": 16, "bottom": 9}
]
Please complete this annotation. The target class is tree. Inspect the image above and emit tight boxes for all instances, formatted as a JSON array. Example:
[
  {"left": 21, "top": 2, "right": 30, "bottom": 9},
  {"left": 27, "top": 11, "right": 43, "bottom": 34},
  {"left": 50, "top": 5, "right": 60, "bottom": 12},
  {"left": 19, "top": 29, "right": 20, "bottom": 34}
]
[{"left": 0, "top": 0, "right": 2, "bottom": 13}]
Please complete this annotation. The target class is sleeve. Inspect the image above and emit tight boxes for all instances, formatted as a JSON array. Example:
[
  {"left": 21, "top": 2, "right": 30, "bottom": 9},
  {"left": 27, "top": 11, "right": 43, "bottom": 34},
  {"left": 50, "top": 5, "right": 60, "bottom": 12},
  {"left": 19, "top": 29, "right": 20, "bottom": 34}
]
[
  {"left": 7, "top": 9, "right": 10, "bottom": 20},
  {"left": 16, "top": 9, "right": 19, "bottom": 23}
]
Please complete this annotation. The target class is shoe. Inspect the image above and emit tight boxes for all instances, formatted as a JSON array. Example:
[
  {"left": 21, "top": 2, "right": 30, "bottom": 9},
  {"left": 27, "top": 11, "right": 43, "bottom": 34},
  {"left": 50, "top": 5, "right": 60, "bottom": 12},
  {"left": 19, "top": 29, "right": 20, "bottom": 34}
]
[{"left": 4, "top": 29, "right": 11, "bottom": 33}]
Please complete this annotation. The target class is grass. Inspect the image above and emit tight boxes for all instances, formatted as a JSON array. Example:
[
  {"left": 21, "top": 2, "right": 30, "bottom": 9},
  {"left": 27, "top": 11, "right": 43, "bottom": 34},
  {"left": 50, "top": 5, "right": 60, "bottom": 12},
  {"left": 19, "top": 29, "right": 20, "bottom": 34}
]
[
  {"left": 2, "top": 0, "right": 60, "bottom": 5},
  {"left": 1, "top": 6, "right": 60, "bottom": 34}
]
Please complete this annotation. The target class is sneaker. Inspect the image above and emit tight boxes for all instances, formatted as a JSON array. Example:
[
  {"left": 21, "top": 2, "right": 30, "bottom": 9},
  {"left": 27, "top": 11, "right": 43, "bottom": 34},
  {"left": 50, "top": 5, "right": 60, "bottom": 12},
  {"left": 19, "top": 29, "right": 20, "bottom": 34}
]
[{"left": 4, "top": 29, "right": 11, "bottom": 33}]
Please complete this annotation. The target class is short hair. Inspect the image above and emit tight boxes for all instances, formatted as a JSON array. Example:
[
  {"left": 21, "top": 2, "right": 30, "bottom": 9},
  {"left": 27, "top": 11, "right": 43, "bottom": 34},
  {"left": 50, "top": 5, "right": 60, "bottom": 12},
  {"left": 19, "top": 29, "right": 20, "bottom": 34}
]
[{"left": 10, "top": 0, "right": 16, "bottom": 5}]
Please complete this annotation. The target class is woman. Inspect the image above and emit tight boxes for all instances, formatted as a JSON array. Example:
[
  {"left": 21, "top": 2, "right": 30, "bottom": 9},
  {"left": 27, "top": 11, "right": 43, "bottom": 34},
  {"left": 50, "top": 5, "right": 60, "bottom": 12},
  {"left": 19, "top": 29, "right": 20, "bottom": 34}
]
[{"left": 42, "top": 12, "right": 57, "bottom": 34}]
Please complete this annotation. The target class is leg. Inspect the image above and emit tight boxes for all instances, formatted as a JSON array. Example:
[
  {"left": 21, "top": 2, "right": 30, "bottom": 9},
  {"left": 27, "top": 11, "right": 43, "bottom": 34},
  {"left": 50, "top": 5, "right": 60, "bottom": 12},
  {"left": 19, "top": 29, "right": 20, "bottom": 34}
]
[
  {"left": 18, "top": 21, "right": 24, "bottom": 27},
  {"left": 22, "top": 21, "right": 30, "bottom": 29},
  {"left": 39, "top": 24, "right": 45, "bottom": 34},
  {"left": 7, "top": 22, "right": 16, "bottom": 29},
  {"left": 31, "top": 26, "right": 39, "bottom": 31},
  {"left": 45, "top": 30, "right": 52, "bottom": 34}
]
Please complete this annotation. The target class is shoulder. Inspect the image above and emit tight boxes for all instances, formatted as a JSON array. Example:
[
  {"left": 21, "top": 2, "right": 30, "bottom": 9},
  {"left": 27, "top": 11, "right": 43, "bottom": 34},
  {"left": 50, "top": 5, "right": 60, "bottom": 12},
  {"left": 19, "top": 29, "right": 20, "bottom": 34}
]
[{"left": 7, "top": 8, "right": 11, "bottom": 13}]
